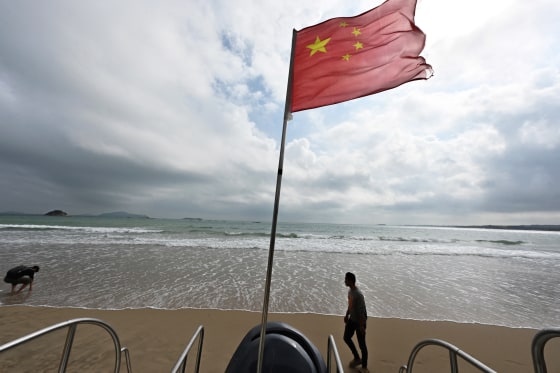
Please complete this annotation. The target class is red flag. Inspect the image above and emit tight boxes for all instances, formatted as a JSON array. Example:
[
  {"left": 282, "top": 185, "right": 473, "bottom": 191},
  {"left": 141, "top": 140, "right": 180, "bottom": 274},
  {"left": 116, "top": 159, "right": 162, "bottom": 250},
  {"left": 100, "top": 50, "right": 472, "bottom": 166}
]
[{"left": 291, "top": 0, "right": 432, "bottom": 113}]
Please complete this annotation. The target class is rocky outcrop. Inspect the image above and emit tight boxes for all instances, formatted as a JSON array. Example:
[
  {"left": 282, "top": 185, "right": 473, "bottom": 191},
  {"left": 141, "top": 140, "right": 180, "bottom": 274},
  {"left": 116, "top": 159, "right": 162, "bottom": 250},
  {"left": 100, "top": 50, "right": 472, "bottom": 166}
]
[{"left": 45, "top": 210, "right": 68, "bottom": 216}]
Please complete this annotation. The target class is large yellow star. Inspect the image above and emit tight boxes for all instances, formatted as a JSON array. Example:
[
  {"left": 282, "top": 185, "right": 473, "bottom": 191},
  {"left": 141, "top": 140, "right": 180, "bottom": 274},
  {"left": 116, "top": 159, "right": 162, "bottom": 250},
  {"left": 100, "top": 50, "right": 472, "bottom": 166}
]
[{"left": 306, "top": 36, "right": 331, "bottom": 56}]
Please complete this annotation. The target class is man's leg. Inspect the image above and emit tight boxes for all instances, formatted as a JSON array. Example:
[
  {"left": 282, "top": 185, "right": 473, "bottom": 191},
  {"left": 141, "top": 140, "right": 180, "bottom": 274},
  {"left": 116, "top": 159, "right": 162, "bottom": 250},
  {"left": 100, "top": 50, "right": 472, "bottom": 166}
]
[
  {"left": 356, "top": 329, "right": 368, "bottom": 368},
  {"left": 344, "top": 321, "right": 361, "bottom": 363},
  {"left": 15, "top": 283, "right": 29, "bottom": 293},
  {"left": 15, "top": 277, "right": 30, "bottom": 294}
]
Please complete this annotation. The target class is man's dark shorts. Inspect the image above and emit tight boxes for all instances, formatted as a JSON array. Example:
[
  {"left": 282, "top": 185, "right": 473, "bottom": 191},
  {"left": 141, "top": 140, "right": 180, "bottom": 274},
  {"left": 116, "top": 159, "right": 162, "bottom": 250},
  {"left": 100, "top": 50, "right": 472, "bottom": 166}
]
[{"left": 4, "top": 276, "right": 31, "bottom": 285}]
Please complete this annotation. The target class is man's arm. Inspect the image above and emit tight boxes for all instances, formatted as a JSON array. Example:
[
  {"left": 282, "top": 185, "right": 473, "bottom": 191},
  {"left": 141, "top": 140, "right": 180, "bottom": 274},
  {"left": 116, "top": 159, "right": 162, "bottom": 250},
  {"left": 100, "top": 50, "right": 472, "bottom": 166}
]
[
  {"left": 344, "top": 294, "right": 353, "bottom": 323},
  {"left": 358, "top": 295, "right": 366, "bottom": 333}
]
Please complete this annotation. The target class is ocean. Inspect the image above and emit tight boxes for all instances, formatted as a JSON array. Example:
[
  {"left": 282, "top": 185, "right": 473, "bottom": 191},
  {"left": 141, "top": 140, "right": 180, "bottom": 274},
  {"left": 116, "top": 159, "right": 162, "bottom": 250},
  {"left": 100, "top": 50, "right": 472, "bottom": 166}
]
[{"left": 1, "top": 216, "right": 559, "bottom": 329}]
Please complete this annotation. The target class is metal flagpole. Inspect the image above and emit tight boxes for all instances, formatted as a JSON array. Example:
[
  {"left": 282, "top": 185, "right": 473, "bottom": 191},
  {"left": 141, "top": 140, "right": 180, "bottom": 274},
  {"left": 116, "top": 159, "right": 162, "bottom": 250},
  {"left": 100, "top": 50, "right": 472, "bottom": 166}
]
[{"left": 256, "top": 29, "right": 297, "bottom": 373}]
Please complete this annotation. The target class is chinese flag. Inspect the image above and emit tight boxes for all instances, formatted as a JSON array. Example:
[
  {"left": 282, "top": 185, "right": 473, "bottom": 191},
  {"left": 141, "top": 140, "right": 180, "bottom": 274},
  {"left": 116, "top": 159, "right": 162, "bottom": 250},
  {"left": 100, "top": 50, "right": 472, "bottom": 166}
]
[{"left": 291, "top": 0, "right": 432, "bottom": 112}]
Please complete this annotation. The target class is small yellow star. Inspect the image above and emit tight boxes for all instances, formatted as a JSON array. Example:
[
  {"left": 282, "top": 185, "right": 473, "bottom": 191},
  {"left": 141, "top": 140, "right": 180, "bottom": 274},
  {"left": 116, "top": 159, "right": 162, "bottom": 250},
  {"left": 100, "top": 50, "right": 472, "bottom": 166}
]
[
  {"left": 352, "top": 27, "right": 361, "bottom": 37},
  {"left": 353, "top": 41, "right": 363, "bottom": 50},
  {"left": 306, "top": 36, "right": 331, "bottom": 56},
  {"left": 340, "top": 21, "right": 348, "bottom": 27},
  {"left": 342, "top": 53, "right": 351, "bottom": 61}
]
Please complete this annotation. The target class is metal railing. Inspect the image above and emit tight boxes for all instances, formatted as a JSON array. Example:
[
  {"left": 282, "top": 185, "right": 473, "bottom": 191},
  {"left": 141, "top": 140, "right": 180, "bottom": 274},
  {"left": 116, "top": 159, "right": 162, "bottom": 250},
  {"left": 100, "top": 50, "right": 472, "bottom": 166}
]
[
  {"left": 0, "top": 317, "right": 131, "bottom": 373},
  {"left": 170, "top": 325, "right": 204, "bottom": 373},
  {"left": 532, "top": 328, "right": 560, "bottom": 373},
  {"left": 399, "top": 338, "right": 496, "bottom": 373},
  {"left": 326, "top": 335, "right": 344, "bottom": 373}
]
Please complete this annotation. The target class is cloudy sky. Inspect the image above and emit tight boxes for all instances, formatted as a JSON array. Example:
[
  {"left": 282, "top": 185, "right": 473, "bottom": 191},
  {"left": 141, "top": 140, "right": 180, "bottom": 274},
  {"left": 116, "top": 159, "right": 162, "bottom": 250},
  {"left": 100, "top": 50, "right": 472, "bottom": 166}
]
[{"left": 0, "top": 0, "right": 559, "bottom": 225}]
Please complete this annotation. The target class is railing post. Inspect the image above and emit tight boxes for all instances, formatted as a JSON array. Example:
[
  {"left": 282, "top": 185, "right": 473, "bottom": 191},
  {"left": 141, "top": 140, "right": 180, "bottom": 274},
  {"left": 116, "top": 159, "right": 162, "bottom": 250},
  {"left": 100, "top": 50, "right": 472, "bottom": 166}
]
[
  {"left": 326, "top": 335, "right": 344, "bottom": 373},
  {"left": 449, "top": 350, "right": 459, "bottom": 373},
  {"left": 327, "top": 336, "right": 333, "bottom": 373},
  {"left": 121, "top": 347, "right": 132, "bottom": 373},
  {"left": 58, "top": 324, "right": 77, "bottom": 373},
  {"left": 194, "top": 327, "right": 204, "bottom": 373}
]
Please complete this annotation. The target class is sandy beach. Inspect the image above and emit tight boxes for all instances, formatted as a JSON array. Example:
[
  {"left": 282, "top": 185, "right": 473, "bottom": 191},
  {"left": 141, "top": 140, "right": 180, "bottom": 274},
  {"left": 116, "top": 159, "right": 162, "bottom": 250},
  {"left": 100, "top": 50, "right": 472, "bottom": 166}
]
[{"left": 0, "top": 306, "right": 554, "bottom": 372}]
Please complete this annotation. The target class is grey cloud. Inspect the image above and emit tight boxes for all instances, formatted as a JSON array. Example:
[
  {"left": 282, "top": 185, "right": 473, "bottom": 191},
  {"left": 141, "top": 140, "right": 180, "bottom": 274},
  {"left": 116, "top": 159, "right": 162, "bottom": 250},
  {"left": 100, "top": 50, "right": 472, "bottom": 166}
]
[{"left": 1, "top": 0, "right": 560, "bottom": 225}]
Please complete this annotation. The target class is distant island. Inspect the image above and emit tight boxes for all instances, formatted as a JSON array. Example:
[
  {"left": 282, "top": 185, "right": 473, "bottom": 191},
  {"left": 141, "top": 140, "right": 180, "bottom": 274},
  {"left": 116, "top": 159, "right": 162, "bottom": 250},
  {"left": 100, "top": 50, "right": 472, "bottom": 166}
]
[{"left": 45, "top": 210, "right": 68, "bottom": 216}]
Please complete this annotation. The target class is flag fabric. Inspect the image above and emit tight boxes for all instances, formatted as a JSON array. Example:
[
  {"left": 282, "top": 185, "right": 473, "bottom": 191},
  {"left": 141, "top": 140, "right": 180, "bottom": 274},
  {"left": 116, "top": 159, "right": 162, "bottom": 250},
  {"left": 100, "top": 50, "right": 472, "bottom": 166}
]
[{"left": 290, "top": 0, "right": 432, "bottom": 113}]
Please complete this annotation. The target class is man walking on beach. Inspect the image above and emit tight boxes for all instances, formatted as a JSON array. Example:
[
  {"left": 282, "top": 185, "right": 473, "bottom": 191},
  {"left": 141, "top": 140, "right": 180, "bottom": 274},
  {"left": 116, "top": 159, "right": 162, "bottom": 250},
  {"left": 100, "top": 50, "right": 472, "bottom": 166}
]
[
  {"left": 4, "top": 265, "right": 40, "bottom": 294},
  {"left": 344, "top": 272, "right": 368, "bottom": 373}
]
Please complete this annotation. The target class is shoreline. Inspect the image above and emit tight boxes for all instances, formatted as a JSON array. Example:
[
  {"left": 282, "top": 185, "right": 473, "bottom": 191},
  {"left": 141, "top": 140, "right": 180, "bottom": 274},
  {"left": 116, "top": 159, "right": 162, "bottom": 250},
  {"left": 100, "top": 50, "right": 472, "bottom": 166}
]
[
  {"left": 1, "top": 306, "right": 553, "bottom": 372},
  {"left": 0, "top": 302, "right": 547, "bottom": 330}
]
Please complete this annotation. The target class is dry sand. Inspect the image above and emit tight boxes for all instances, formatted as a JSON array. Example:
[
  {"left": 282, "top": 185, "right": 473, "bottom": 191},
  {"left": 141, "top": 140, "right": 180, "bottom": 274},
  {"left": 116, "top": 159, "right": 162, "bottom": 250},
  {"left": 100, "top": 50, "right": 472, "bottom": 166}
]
[{"left": 1, "top": 306, "right": 557, "bottom": 372}]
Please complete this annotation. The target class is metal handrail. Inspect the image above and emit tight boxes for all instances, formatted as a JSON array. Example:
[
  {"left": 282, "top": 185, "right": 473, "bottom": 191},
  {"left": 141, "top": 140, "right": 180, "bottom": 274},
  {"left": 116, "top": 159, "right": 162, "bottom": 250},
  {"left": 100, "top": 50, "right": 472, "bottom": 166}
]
[
  {"left": 170, "top": 325, "right": 204, "bottom": 373},
  {"left": 326, "top": 335, "right": 344, "bottom": 373},
  {"left": 0, "top": 317, "right": 131, "bottom": 373},
  {"left": 399, "top": 338, "right": 496, "bottom": 373},
  {"left": 532, "top": 328, "right": 560, "bottom": 373}
]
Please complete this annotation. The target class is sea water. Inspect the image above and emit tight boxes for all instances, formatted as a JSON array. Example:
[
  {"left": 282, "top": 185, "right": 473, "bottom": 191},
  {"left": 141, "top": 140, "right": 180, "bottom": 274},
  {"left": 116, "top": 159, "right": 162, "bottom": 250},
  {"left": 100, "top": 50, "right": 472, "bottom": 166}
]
[{"left": 1, "top": 216, "right": 559, "bottom": 329}]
